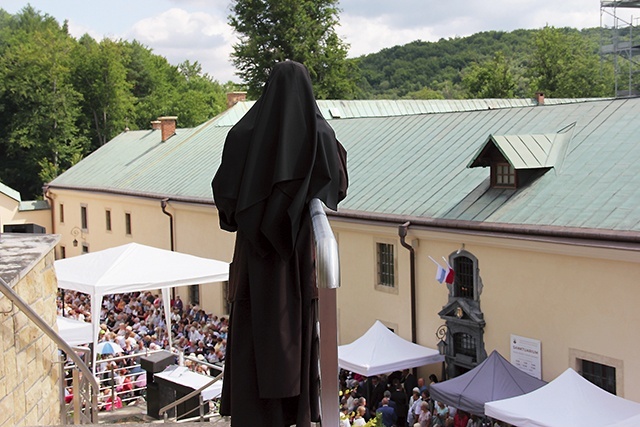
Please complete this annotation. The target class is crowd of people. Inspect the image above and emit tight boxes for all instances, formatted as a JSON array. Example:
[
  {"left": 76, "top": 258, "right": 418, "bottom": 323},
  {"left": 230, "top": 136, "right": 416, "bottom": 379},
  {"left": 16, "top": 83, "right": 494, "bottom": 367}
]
[
  {"left": 338, "top": 370, "right": 492, "bottom": 427},
  {"left": 58, "top": 289, "right": 228, "bottom": 408},
  {"left": 58, "top": 290, "right": 228, "bottom": 363},
  {"left": 59, "top": 289, "right": 501, "bottom": 424}
]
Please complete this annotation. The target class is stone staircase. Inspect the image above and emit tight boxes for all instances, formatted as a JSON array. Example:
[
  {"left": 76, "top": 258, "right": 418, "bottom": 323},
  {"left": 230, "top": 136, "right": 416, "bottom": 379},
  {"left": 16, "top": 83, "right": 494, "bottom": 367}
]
[{"left": 85, "top": 400, "right": 230, "bottom": 426}]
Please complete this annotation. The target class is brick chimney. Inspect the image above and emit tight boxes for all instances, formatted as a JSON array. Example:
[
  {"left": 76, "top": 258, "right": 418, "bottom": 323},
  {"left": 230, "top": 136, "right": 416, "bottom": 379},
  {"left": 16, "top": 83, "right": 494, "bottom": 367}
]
[
  {"left": 226, "top": 92, "right": 247, "bottom": 109},
  {"left": 535, "top": 92, "right": 545, "bottom": 106},
  {"left": 150, "top": 120, "right": 161, "bottom": 130},
  {"left": 158, "top": 116, "right": 177, "bottom": 142}
]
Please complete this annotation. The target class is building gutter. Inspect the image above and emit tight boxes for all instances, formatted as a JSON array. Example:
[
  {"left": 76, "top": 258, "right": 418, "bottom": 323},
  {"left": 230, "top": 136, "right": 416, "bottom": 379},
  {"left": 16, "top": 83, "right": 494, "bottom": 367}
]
[
  {"left": 398, "top": 221, "right": 417, "bottom": 345},
  {"left": 42, "top": 185, "right": 55, "bottom": 235},
  {"left": 330, "top": 209, "right": 640, "bottom": 249},
  {"left": 160, "top": 198, "right": 174, "bottom": 251},
  {"left": 47, "top": 185, "right": 640, "bottom": 249}
]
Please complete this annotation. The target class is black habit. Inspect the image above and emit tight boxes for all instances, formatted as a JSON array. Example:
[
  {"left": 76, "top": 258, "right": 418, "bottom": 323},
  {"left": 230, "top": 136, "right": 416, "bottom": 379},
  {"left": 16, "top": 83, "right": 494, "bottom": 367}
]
[{"left": 212, "top": 61, "right": 348, "bottom": 427}]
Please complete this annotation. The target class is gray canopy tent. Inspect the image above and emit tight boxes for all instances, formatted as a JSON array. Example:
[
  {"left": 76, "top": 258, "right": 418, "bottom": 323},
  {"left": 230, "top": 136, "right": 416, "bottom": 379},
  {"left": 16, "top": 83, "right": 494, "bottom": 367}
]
[{"left": 429, "top": 350, "right": 547, "bottom": 416}]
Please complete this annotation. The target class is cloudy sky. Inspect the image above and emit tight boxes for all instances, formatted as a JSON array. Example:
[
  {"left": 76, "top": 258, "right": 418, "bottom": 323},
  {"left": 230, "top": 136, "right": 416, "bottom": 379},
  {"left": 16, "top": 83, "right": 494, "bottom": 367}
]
[{"left": 2, "top": 0, "right": 610, "bottom": 83}]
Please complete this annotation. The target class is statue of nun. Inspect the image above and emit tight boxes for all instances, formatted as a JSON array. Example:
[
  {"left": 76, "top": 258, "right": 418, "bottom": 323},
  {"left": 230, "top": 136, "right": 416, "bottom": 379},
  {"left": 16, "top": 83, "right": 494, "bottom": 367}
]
[{"left": 212, "top": 60, "right": 348, "bottom": 426}]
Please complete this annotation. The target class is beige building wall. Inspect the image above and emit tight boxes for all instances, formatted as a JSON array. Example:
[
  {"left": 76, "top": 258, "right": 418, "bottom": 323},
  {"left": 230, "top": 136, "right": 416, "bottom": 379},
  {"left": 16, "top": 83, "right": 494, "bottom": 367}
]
[
  {"left": 0, "top": 244, "right": 61, "bottom": 426},
  {"left": 47, "top": 187, "right": 640, "bottom": 401},
  {"left": 0, "top": 192, "right": 19, "bottom": 229},
  {"left": 49, "top": 189, "right": 235, "bottom": 316},
  {"left": 334, "top": 219, "right": 640, "bottom": 400},
  {"left": 14, "top": 207, "right": 52, "bottom": 232}
]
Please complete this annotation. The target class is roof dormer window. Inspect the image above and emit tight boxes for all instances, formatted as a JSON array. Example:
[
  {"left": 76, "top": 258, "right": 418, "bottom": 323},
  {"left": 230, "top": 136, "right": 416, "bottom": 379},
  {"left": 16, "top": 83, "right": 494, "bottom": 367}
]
[
  {"left": 493, "top": 162, "right": 516, "bottom": 188},
  {"left": 467, "top": 124, "right": 575, "bottom": 190}
]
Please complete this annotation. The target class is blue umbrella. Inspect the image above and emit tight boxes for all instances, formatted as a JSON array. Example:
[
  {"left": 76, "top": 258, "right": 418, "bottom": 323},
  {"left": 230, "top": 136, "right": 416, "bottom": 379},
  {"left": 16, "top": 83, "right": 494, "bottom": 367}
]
[{"left": 95, "top": 341, "right": 124, "bottom": 355}]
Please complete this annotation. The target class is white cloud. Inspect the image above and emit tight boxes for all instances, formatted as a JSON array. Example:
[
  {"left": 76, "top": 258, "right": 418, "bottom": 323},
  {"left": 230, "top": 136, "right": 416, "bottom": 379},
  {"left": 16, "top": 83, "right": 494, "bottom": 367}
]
[
  {"left": 338, "top": 14, "right": 438, "bottom": 57},
  {"left": 64, "top": 20, "right": 104, "bottom": 41},
  {"left": 127, "top": 8, "right": 238, "bottom": 82}
]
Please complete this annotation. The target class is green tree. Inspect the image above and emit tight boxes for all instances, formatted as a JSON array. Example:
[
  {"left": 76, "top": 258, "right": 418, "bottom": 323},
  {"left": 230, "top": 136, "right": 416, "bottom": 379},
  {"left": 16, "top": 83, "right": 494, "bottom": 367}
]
[
  {"left": 404, "top": 87, "right": 445, "bottom": 99},
  {"left": 529, "top": 26, "right": 614, "bottom": 97},
  {"left": 0, "top": 6, "right": 87, "bottom": 198},
  {"left": 228, "top": 0, "right": 359, "bottom": 99},
  {"left": 462, "top": 51, "right": 516, "bottom": 98},
  {"left": 122, "top": 43, "right": 227, "bottom": 129},
  {"left": 72, "top": 35, "right": 135, "bottom": 149},
  {"left": 173, "top": 60, "right": 227, "bottom": 127}
]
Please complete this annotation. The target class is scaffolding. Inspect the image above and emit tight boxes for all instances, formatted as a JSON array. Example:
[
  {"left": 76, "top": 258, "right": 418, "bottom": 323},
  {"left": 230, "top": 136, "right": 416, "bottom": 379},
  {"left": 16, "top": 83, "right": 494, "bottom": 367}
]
[{"left": 601, "top": 1, "right": 640, "bottom": 97}]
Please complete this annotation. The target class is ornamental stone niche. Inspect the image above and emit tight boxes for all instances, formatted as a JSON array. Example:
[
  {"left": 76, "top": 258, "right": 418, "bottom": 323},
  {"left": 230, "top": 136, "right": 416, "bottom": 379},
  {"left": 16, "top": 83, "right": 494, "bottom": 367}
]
[{"left": 438, "top": 249, "right": 487, "bottom": 379}]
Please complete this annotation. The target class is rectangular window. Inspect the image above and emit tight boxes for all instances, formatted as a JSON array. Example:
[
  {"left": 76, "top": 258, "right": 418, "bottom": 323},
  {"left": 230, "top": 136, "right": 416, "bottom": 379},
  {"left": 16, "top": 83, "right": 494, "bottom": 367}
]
[
  {"left": 59, "top": 204, "right": 65, "bottom": 224},
  {"left": 454, "top": 332, "right": 477, "bottom": 362},
  {"left": 376, "top": 242, "right": 395, "bottom": 288},
  {"left": 581, "top": 359, "right": 616, "bottom": 395},
  {"left": 125, "top": 212, "right": 132, "bottom": 235},
  {"left": 81, "top": 205, "right": 88, "bottom": 230},
  {"left": 453, "top": 256, "right": 475, "bottom": 299},
  {"left": 105, "top": 209, "right": 112, "bottom": 231},
  {"left": 190, "top": 284, "right": 200, "bottom": 305},
  {"left": 60, "top": 246, "right": 66, "bottom": 259},
  {"left": 494, "top": 162, "right": 516, "bottom": 188},
  {"left": 82, "top": 243, "right": 89, "bottom": 254}
]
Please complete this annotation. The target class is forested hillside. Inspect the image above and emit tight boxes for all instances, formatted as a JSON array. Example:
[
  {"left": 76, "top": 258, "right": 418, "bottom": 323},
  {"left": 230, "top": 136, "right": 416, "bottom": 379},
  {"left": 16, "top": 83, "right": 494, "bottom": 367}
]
[
  {"left": 352, "top": 27, "right": 615, "bottom": 99},
  {"left": 0, "top": 7, "right": 234, "bottom": 199}
]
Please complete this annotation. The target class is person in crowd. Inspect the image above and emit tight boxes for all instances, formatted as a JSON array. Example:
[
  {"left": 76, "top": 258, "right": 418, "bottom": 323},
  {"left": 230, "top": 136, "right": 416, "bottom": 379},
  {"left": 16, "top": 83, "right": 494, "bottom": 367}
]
[
  {"left": 452, "top": 409, "right": 469, "bottom": 427},
  {"left": 418, "top": 401, "right": 432, "bottom": 427},
  {"left": 421, "top": 390, "right": 434, "bottom": 414},
  {"left": 390, "top": 378, "right": 408, "bottom": 427},
  {"left": 376, "top": 397, "right": 397, "bottom": 427},
  {"left": 340, "top": 405, "right": 352, "bottom": 427},
  {"left": 433, "top": 401, "right": 449, "bottom": 427},
  {"left": 403, "top": 369, "right": 419, "bottom": 398},
  {"left": 368, "top": 375, "right": 386, "bottom": 417},
  {"left": 356, "top": 397, "right": 370, "bottom": 421},
  {"left": 353, "top": 406, "right": 367, "bottom": 426},
  {"left": 408, "top": 387, "right": 423, "bottom": 426},
  {"left": 172, "top": 295, "right": 183, "bottom": 314}
]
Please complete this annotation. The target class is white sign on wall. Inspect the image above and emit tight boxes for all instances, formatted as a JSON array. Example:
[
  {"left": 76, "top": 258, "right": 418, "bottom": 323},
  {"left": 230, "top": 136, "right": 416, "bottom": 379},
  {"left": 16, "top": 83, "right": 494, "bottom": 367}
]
[{"left": 510, "top": 334, "right": 542, "bottom": 379}]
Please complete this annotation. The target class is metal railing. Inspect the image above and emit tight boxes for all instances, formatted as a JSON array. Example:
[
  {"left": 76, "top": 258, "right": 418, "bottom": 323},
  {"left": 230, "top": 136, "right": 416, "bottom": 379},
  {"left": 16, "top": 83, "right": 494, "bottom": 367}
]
[
  {"left": 158, "top": 355, "right": 225, "bottom": 423},
  {"left": 0, "top": 277, "right": 99, "bottom": 424},
  {"left": 310, "top": 198, "right": 341, "bottom": 427}
]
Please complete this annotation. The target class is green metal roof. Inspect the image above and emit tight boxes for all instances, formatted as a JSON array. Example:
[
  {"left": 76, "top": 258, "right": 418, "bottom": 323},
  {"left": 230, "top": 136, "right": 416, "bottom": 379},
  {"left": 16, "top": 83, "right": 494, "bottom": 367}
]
[
  {"left": 49, "top": 98, "right": 640, "bottom": 235},
  {"left": 468, "top": 125, "right": 574, "bottom": 170}
]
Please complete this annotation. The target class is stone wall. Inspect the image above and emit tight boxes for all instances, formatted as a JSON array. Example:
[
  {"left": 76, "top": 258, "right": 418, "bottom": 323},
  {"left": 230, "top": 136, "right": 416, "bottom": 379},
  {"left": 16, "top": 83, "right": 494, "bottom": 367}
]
[{"left": 0, "top": 234, "right": 61, "bottom": 426}]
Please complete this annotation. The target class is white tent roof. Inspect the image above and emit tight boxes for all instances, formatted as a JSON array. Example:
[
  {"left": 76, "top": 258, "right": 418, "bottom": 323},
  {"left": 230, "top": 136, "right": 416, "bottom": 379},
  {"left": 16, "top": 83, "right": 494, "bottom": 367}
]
[
  {"left": 338, "top": 320, "right": 444, "bottom": 376},
  {"left": 57, "top": 316, "right": 93, "bottom": 346},
  {"left": 55, "top": 242, "right": 229, "bottom": 295},
  {"left": 485, "top": 368, "right": 640, "bottom": 427},
  {"left": 54, "top": 242, "right": 229, "bottom": 373},
  {"left": 605, "top": 413, "right": 640, "bottom": 427}
]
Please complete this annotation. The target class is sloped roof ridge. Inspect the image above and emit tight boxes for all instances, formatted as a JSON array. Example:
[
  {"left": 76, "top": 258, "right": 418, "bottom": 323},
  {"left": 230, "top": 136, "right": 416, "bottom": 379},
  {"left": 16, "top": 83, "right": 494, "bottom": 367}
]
[
  {"left": 213, "top": 98, "right": 611, "bottom": 127},
  {"left": 0, "top": 181, "right": 21, "bottom": 202}
]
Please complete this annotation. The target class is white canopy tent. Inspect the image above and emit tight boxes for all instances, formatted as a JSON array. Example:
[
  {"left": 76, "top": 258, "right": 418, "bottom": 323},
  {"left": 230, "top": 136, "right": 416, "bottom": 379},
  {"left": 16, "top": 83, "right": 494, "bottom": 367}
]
[
  {"left": 338, "top": 320, "right": 444, "bottom": 376},
  {"left": 57, "top": 315, "right": 93, "bottom": 346},
  {"left": 605, "top": 414, "right": 640, "bottom": 427},
  {"left": 54, "top": 242, "right": 229, "bottom": 373},
  {"left": 485, "top": 368, "right": 640, "bottom": 427}
]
